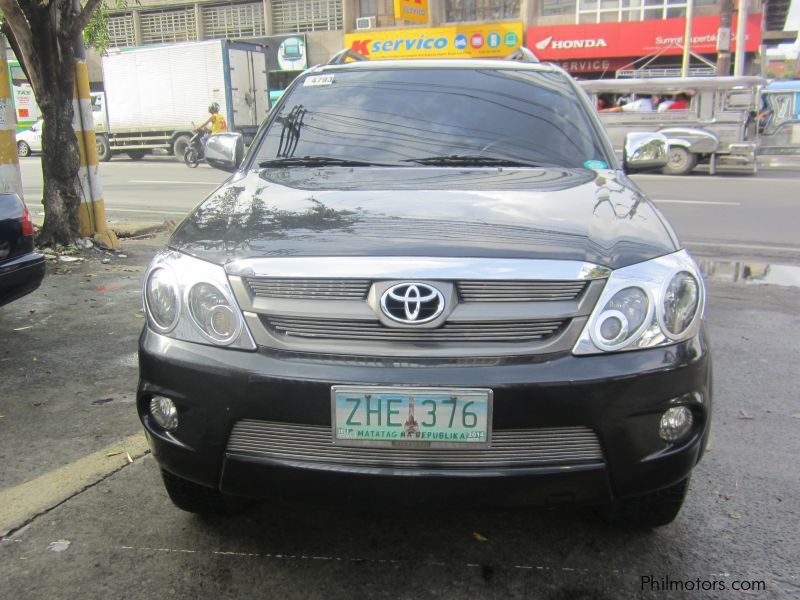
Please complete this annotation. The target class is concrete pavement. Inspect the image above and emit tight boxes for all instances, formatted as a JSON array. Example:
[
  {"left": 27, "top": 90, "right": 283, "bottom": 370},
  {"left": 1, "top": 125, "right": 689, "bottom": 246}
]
[{"left": 1, "top": 246, "right": 798, "bottom": 598}]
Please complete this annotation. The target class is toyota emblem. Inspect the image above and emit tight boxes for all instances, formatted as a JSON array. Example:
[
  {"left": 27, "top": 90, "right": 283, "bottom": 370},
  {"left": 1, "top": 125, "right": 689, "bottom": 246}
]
[{"left": 380, "top": 283, "right": 445, "bottom": 324}]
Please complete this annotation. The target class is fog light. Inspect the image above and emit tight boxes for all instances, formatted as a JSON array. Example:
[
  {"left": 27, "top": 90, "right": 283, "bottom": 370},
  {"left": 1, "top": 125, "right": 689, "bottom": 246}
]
[
  {"left": 659, "top": 406, "right": 693, "bottom": 442},
  {"left": 150, "top": 396, "right": 179, "bottom": 432}
]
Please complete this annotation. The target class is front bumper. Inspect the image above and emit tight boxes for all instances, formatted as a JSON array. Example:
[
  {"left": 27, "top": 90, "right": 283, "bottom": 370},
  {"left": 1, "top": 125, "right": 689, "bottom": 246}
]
[{"left": 137, "top": 327, "right": 712, "bottom": 508}]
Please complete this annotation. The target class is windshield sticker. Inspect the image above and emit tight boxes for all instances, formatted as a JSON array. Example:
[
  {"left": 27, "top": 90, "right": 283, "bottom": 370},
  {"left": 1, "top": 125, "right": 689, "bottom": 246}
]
[
  {"left": 304, "top": 75, "right": 335, "bottom": 87},
  {"left": 584, "top": 160, "right": 609, "bottom": 170}
]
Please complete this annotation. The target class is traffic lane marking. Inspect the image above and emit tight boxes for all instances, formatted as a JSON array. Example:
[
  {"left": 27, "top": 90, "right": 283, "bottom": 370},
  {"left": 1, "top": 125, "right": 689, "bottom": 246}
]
[
  {"left": 129, "top": 180, "right": 220, "bottom": 185},
  {"left": 0, "top": 434, "right": 149, "bottom": 537},
  {"left": 684, "top": 240, "right": 800, "bottom": 253},
  {"left": 633, "top": 174, "right": 800, "bottom": 184},
  {"left": 653, "top": 199, "right": 741, "bottom": 206}
]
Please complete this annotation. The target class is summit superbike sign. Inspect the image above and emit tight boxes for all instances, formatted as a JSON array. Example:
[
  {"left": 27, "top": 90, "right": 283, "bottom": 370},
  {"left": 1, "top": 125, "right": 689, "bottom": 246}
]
[{"left": 344, "top": 23, "right": 522, "bottom": 60}]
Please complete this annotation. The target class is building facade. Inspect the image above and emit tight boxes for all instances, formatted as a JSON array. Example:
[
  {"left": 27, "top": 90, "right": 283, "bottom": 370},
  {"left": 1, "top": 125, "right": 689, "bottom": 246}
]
[{"left": 93, "top": 0, "right": 794, "bottom": 87}]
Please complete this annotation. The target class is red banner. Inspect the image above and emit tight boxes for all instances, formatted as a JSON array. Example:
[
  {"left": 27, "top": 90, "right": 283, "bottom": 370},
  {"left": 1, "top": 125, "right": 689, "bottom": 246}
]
[{"left": 527, "top": 14, "right": 762, "bottom": 60}]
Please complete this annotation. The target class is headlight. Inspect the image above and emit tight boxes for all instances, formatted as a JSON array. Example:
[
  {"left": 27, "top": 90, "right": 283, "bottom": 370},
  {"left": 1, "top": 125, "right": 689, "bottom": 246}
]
[
  {"left": 143, "top": 250, "right": 255, "bottom": 350},
  {"left": 144, "top": 266, "right": 180, "bottom": 333},
  {"left": 573, "top": 250, "right": 705, "bottom": 355}
]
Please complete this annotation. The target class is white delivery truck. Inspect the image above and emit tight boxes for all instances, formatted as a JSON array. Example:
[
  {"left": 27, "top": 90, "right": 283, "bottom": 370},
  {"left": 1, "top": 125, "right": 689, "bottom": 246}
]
[{"left": 93, "top": 40, "right": 269, "bottom": 161}]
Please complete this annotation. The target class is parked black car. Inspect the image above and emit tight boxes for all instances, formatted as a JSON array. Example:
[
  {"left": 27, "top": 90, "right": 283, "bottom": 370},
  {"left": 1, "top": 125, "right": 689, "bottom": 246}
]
[
  {"left": 0, "top": 192, "right": 44, "bottom": 307},
  {"left": 138, "top": 58, "right": 711, "bottom": 528}
]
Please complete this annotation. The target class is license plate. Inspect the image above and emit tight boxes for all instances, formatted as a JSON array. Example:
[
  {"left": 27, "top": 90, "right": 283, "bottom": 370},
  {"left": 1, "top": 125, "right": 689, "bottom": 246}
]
[{"left": 331, "top": 386, "right": 492, "bottom": 448}]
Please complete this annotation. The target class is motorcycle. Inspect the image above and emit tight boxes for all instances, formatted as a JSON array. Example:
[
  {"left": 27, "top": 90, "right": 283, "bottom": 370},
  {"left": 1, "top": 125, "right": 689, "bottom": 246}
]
[{"left": 184, "top": 128, "right": 207, "bottom": 168}]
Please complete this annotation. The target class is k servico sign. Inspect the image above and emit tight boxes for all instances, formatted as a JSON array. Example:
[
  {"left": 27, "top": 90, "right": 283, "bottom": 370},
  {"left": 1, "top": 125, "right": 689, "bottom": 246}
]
[
  {"left": 527, "top": 14, "right": 762, "bottom": 60},
  {"left": 344, "top": 23, "right": 523, "bottom": 60}
]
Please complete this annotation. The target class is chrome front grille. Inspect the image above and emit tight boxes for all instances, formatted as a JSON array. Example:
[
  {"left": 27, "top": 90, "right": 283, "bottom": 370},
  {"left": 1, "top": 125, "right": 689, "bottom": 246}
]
[
  {"left": 227, "top": 420, "right": 604, "bottom": 468},
  {"left": 457, "top": 280, "right": 587, "bottom": 302},
  {"left": 228, "top": 257, "right": 608, "bottom": 358},
  {"left": 245, "top": 277, "right": 370, "bottom": 300},
  {"left": 263, "top": 316, "right": 566, "bottom": 343}
]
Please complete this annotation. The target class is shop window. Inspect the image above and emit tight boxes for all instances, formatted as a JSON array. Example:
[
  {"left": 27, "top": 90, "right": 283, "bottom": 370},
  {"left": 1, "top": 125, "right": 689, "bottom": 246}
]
[
  {"left": 203, "top": 3, "right": 266, "bottom": 39},
  {"left": 445, "top": 0, "right": 520, "bottom": 22},
  {"left": 107, "top": 14, "right": 136, "bottom": 48},
  {"left": 140, "top": 9, "right": 197, "bottom": 44},
  {"left": 272, "top": 0, "right": 343, "bottom": 33}
]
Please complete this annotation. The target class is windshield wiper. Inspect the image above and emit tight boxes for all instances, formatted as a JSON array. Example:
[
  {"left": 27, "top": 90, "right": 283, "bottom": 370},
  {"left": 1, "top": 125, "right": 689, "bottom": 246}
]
[
  {"left": 259, "top": 156, "right": 397, "bottom": 168},
  {"left": 401, "top": 155, "right": 552, "bottom": 167}
]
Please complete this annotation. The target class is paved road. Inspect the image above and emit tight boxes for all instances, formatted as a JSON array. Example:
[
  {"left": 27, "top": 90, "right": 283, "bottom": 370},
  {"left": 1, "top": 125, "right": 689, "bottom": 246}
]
[{"left": 18, "top": 157, "right": 800, "bottom": 260}]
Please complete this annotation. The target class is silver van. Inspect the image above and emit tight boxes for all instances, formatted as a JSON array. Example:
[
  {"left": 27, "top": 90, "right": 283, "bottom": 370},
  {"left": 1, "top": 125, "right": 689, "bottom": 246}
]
[{"left": 581, "top": 76, "right": 764, "bottom": 175}]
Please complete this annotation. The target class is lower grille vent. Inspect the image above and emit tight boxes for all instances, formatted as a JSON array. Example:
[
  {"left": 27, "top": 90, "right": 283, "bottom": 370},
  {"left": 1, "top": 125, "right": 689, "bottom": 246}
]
[
  {"left": 262, "top": 316, "right": 566, "bottom": 343},
  {"left": 227, "top": 420, "right": 604, "bottom": 468}
]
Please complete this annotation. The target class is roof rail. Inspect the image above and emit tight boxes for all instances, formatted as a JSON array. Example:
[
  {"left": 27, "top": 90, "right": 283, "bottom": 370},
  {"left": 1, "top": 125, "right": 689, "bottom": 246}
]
[
  {"left": 328, "top": 48, "right": 368, "bottom": 65},
  {"left": 505, "top": 48, "right": 539, "bottom": 63}
]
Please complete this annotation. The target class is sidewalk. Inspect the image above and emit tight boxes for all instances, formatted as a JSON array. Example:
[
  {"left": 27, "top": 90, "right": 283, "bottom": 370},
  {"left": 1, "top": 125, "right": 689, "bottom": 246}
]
[{"left": 0, "top": 234, "right": 166, "bottom": 499}]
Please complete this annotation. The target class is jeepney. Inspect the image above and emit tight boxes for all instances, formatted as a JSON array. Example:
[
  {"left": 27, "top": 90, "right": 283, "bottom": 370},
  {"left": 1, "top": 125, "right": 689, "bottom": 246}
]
[
  {"left": 580, "top": 76, "right": 765, "bottom": 175},
  {"left": 758, "top": 80, "right": 800, "bottom": 156}
]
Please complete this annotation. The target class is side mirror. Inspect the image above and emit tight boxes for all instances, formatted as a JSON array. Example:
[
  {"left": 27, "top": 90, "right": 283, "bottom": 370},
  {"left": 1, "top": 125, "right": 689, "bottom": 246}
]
[
  {"left": 623, "top": 132, "right": 669, "bottom": 173},
  {"left": 205, "top": 133, "right": 244, "bottom": 173}
]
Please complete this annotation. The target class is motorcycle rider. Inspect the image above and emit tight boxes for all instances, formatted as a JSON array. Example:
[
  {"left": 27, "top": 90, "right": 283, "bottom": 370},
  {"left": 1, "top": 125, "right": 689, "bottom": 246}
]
[{"left": 195, "top": 102, "right": 228, "bottom": 141}]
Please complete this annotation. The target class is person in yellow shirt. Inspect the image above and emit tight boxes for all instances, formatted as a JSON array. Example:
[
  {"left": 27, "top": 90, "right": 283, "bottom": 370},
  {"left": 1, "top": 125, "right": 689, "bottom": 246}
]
[{"left": 195, "top": 103, "right": 228, "bottom": 135}]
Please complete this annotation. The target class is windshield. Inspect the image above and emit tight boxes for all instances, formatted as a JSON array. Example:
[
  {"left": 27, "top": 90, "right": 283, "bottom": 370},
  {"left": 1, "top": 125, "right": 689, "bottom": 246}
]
[{"left": 253, "top": 68, "right": 609, "bottom": 169}]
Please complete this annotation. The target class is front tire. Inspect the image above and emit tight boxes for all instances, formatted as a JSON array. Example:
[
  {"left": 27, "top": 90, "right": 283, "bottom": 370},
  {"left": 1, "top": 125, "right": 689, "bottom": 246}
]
[
  {"left": 161, "top": 469, "right": 248, "bottom": 514},
  {"left": 183, "top": 147, "right": 200, "bottom": 168},
  {"left": 96, "top": 135, "right": 113, "bottom": 162},
  {"left": 662, "top": 147, "right": 697, "bottom": 176},
  {"left": 598, "top": 477, "right": 690, "bottom": 528},
  {"left": 17, "top": 141, "right": 31, "bottom": 157}
]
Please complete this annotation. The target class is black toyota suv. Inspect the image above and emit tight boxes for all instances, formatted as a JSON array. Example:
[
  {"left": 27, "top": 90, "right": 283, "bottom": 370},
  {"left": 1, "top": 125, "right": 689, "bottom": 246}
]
[{"left": 138, "top": 57, "right": 711, "bottom": 528}]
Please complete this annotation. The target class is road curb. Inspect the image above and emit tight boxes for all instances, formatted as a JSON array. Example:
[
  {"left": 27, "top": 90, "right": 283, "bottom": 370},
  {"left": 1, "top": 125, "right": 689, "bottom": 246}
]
[{"left": 0, "top": 434, "right": 150, "bottom": 538}]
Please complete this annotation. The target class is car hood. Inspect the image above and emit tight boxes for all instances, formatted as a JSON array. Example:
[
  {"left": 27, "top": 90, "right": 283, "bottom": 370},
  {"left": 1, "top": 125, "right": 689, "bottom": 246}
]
[{"left": 170, "top": 166, "right": 679, "bottom": 270}]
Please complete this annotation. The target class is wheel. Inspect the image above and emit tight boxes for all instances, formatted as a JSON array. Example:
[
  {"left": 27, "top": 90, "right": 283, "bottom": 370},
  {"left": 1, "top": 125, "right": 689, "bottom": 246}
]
[
  {"left": 160, "top": 469, "right": 249, "bottom": 514},
  {"left": 183, "top": 147, "right": 200, "bottom": 168},
  {"left": 661, "top": 147, "right": 697, "bottom": 176},
  {"left": 17, "top": 141, "right": 31, "bottom": 157},
  {"left": 95, "top": 135, "right": 112, "bottom": 162},
  {"left": 597, "top": 477, "right": 690, "bottom": 528},
  {"left": 173, "top": 135, "right": 192, "bottom": 161},
  {"left": 127, "top": 150, "right": 147, "bottom": 160}
]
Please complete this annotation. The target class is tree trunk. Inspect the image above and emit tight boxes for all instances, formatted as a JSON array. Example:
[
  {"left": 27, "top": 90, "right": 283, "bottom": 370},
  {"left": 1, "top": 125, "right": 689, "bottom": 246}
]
[
  {"left": 2, "top": 0, "right": 84, "bottom": 246},
  {"left": 39, "top": 98, "right": 82, "bottom": 247}
]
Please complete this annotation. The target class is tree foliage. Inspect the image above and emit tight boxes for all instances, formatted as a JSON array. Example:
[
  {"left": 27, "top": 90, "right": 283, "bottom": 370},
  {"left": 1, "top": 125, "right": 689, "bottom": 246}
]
[{"left": 0, "top": 1, "right": 126, "bottom": 246}]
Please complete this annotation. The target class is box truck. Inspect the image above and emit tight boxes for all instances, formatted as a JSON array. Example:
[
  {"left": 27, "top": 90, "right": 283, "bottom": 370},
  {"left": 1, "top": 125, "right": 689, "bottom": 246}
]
[{"left": 93, "top": 40, "right": 269, "bottom": 161}]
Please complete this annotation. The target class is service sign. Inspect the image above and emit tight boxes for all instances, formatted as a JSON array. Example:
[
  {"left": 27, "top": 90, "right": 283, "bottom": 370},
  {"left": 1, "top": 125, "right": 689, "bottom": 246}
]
[
  {"left": 394, "top": 0, "right": 429, "bottom": 24},
  {"left": 527, "top": 14, "right": 762, "bottom": 60},
  {"left": 345, "top": 23, "right": 523, "bottom": 60}
]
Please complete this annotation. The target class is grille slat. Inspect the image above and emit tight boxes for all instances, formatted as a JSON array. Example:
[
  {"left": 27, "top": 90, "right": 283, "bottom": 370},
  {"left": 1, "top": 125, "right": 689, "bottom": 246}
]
[
  {"left": 246, "top": 278, "right": 370, "bottom": 300},
  {"left": 244, "top": 278, "right": 588, "bottom": 303},
  {"left": 264, "top": 317, "right": 565, "bottom": 343},
  {"left": 227, "top": 421, "right": 604, "bottom": 468},
  {"left": 457, "top": 280, "right": 587, "bottom": 302}
]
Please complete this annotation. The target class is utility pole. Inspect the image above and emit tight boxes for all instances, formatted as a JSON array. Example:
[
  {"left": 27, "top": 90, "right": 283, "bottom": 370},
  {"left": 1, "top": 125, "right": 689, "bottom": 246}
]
[
  {"left": 733, "top": 0, "right": 748, "bottom": 76},
  {"left": 0, "top": 36, "right": 24, "bottom": 198},
  {"left": 717, "top": 0, "right": 734, "bottom": 75},
  {"left": 681, "top": 0, "right": 694, "bottom": 77},
  {"left": 72, "top": 0, "right": 118, "bottom": 248}
]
